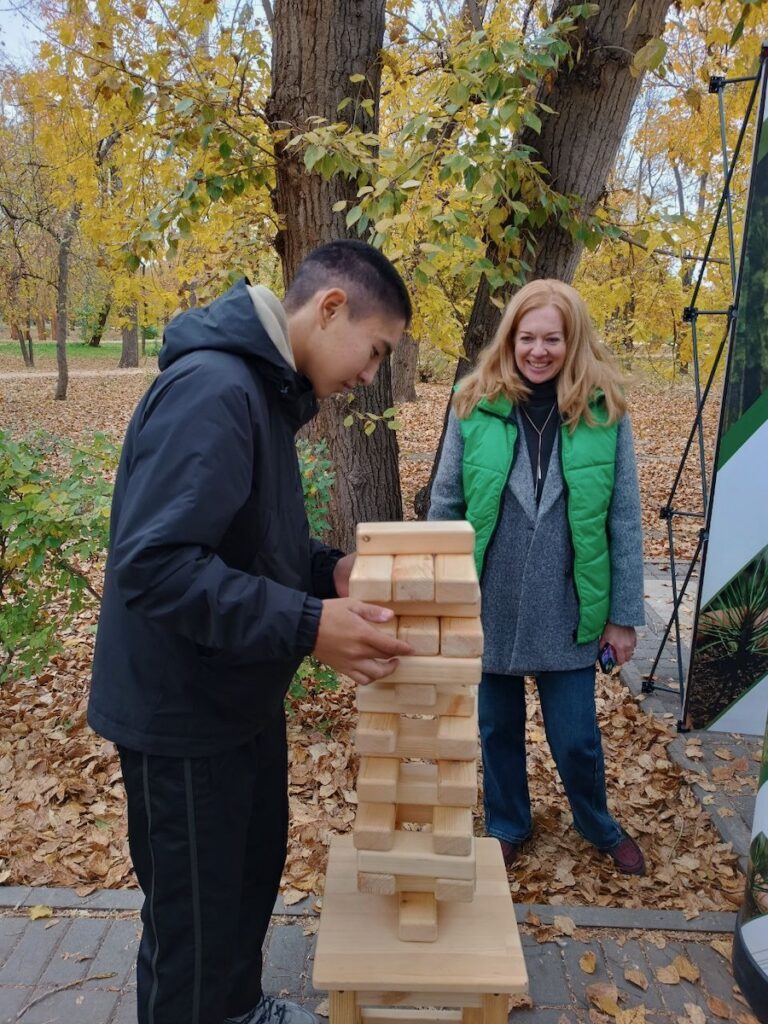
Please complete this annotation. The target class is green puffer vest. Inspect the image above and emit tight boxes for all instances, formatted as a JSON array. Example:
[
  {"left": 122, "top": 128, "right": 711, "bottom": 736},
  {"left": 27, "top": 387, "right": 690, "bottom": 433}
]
[{"left": 458, "top": 392, "right": 617, "bottom": 644}]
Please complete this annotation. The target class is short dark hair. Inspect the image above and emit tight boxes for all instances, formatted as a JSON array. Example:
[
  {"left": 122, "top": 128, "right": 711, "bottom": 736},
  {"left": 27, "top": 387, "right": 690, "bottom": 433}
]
[{"left": 284, "top": 240, "right": 412, "bottom": 326}]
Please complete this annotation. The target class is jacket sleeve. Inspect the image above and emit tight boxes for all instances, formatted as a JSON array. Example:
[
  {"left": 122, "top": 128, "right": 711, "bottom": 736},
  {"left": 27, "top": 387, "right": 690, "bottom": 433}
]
[
  {"left": 308, "top": 539, "right": 344, "bottom": 598},
  {"left": 607, "top": 414, "right": 646, "bottom": 626},
  {"left": 110, "top": 363, "right": 321, "bottom": 659},
  {"left": 428, "top": 409, "right": 467, "bottom": 521}
]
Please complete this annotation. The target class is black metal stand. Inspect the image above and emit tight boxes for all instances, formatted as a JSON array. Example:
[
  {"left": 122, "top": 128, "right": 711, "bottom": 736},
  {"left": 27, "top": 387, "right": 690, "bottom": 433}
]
[{"left": 642, "top": 64, "right": 764, "bottom": 729}]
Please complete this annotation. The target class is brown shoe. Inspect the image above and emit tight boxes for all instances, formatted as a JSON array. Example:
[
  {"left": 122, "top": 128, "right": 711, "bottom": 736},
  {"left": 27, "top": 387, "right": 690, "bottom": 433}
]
[
  {"left": 500, "top": 840, "right": 522, "bottom": 867},
  {"left": 608, "top": 834, "right": 645, "bottom": 876}
]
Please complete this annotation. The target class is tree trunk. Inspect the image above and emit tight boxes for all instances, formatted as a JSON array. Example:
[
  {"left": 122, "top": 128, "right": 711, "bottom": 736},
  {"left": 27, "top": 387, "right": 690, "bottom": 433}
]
[
  {"left": 54, "top": 208, "right": 79, "bottom": 401},
  {"left": 13, "top": 323, "right": 33, "bottom": 367},
  {"left": 89, "top": 297, "right": 111, "bottom": 346},
  {"left": 35, "top": 314, "right": 47, "bottom": 341},
  {"left": 268, "top": 0, "right": 397, "bottom": 551},
  {"left": 119, "top": 305, "right": 139, "bottom": 367},
  {"left": 415, "top": 0, "right": 673, "bottom": 517},
  {"left": 392, "top": 333, "right": 419, "bottom": 403}
]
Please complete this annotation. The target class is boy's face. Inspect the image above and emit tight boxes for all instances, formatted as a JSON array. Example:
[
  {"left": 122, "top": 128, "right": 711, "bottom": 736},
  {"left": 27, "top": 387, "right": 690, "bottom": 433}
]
[{"left": 303, "top": 290, "right": 406, "bottom": 399}]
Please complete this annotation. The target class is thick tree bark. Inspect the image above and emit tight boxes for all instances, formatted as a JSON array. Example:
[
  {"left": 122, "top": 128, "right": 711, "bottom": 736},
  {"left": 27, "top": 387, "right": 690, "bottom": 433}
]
[
  {"left": 415, "top": 0, "right": 673, "bottom": 517},
  {"left": 268, "top": 0, "right": 398, "bottom": 551},
  {"left": 119, "top": 304, "right": 139, "bottom": 367},
  {"left": 392, "top": 333, "right": 419, "bottom": 403},
  {"left": 54, "top": 208, "right": 79, "bottom": 401},
  {"left": 35, "top": 314, "right": 47, "bottom": 340}
]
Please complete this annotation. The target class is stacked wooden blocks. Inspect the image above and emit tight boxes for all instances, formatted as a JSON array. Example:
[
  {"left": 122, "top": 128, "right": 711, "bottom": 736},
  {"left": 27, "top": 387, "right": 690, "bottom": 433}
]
[
  {"left": 349, "top": 521, "right": 482, "bottom": 943},
  {"left": 313, "top": 522, "right": 528, "bottom": 1024}
]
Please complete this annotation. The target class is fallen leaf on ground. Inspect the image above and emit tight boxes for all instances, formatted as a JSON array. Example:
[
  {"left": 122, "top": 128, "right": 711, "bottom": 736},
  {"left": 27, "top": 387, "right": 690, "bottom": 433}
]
[
  {"left": 586, "top": 982, "right": 621, "bottom": 1017},
  {"left": 616, "top": 1008, "right": 646, "bottom": 1024},
  {"left": 624, "top": 968, "right": 649, "bottom": 991},
  {"left": 580, "top": 951, "right": 598, "bottom": 974},
  {"left": 656, "top": 965, "right": 681, "bottom": 985},
  {"left": 554, "top": 914, "right": 576, "bottom": 936},
  {"left": 673, "top": 955, "right": 700, "bottom": 983},
  {"left": 682, "top": 1004, "right": 706, "bottom": 1024},
  {"left": 29, "top": 905, "right": 52, "bottom": 920},
  {"left": 707, "top": 996, "right": 732, "bottom": 1019},
  {"left": 314, "top": 1000, "right": 329, "bottom": 1018},
  {"left": 711, "top": 938, "right": 733, "bottom": 962}
]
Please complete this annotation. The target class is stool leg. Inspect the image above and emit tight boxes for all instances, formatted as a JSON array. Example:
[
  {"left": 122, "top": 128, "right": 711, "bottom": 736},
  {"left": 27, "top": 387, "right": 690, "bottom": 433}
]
[
  {"left": 481, "top": 994, "right": 508, "bottom": 1024},
  {"left": 330, "top": 991, "right": 359, "bottom": 1024},
  {"left": 462, "top": 1009, "right": 483, "bottom": 1024}
]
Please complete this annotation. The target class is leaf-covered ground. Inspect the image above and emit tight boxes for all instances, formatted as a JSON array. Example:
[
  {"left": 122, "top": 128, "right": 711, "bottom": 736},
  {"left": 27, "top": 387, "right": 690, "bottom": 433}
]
[{"left": 0, "top": 371, "right": 744, "bottom": 912}]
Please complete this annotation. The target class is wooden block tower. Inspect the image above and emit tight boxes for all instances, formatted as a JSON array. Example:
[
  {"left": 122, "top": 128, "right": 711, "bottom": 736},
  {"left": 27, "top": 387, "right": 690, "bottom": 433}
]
[
  {"left": 313, "top": 522, "right": 527, "bottom": 1024},
  {"left": 350, "top": 521, "right": 481, "bottom": 942}
]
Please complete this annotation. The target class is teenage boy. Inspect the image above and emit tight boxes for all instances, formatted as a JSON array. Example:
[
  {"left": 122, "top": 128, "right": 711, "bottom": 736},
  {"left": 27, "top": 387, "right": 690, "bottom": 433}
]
[{"left": 89, "top": 240, "right": 414, "bottom": 1024}]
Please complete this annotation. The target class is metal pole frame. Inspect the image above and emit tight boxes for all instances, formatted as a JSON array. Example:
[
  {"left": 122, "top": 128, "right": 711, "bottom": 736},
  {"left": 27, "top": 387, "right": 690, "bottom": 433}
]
[{"left": 642, "top": 51, "right": 767, "bottom": 730}]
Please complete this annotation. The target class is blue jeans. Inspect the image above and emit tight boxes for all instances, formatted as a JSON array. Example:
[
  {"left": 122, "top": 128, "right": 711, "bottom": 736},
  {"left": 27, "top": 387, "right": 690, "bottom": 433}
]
[{"left": 478, "top": 667, "right": 623, "bottom": 851}]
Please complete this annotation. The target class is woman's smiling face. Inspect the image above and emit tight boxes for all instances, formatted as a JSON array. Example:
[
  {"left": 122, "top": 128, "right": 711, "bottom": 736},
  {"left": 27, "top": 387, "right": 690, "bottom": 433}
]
[{"left": 513, "top": 304, "right": 567, "bottom": 384}]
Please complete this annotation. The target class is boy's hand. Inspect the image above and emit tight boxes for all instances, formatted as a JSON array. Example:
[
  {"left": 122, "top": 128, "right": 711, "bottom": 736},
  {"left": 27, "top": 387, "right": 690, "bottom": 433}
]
[
  {"left": 332, "top": 554, "right": 356, "bottom": 598},
  {"left": 314, "top": 599, "right": 413, "bottom": 685}
]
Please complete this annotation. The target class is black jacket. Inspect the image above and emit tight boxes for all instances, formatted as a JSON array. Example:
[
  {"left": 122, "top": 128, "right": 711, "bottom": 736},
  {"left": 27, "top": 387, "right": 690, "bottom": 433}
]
[{"left": 88, "top": 279, "right": 341, "bottom": 756}]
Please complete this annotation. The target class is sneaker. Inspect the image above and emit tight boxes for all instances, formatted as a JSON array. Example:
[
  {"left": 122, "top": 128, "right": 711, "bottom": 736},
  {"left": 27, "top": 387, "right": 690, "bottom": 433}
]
[
  {"left": 608, "top": 834, "right": 645, "bottom": 876},
  {"left": 226, "top": 995, "right": 318, "bottom": 1024},
  {"left": 500, "top": 839, "right": 523, "bottom": 867}
]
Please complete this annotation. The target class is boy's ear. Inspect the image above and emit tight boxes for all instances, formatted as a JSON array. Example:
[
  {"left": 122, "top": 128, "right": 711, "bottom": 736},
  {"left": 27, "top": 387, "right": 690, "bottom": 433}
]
[{"left": 318, "top": 288, "right": 348, "bottom": 328}]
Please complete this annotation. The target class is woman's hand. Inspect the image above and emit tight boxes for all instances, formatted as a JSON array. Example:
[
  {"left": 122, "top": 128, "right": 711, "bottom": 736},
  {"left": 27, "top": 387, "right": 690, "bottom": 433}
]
[{"left": 600, "top": 623, "right": 636, "bottom": 666}]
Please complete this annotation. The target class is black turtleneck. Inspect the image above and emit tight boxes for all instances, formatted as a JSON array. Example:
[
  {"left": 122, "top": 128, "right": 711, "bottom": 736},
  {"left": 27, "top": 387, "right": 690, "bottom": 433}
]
[{"left": 519, "top": 376, "right": 561, "bottom": 503}]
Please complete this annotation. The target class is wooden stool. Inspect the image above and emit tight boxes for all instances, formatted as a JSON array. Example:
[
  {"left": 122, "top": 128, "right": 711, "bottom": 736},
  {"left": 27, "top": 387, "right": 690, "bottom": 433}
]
[{"left": 313, "top": 836, "right": 528, "bottom": 1024}]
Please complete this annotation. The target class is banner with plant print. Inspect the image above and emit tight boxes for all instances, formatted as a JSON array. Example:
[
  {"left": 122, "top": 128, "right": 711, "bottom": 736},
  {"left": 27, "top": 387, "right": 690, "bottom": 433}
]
[
  {"left": 685, "top": 51, "right": 768, "bottom": 734},
  {"left": 733, "top": 720, "right": 768, "bottom": 1021}
]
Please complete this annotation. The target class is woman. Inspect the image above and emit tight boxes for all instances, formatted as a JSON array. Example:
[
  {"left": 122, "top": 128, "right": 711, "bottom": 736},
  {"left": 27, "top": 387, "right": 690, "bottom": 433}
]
[{"left": 429, "top": 279, "right": 646, "bottom": 875}]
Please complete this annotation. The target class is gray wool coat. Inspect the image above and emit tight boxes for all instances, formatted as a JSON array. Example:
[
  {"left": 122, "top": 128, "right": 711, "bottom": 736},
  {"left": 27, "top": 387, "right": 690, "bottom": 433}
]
[{"left": 428, "top": 407, "right": 645, "bottom": 675}]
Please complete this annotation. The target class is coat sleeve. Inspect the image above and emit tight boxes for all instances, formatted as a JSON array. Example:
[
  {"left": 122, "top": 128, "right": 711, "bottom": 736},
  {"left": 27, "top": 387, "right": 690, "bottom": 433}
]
[
  {"left": 308, "top": 539, "right": 344, "bottom": 599},
  {"left": 110, "top": 363, "right": 321, "bottom": 659},
  {"left": 607, "top": 414, "right": 646, "bottom": 626},
  {"left": 427, "top": 409, "right": 467, "bottom": 521}
]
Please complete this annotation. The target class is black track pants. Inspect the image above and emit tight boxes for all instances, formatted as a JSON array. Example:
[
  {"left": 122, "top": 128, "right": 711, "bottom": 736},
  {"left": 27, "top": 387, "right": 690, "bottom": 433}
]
[{"left": 118, "top": 710, "right": 288, "bottom": 1024}]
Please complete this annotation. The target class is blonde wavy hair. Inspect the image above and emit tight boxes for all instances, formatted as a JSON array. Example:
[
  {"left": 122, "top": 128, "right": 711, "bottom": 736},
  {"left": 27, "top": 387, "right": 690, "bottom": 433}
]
[{"left": 453, "top": 279, "right": 627, "bottom": 429}]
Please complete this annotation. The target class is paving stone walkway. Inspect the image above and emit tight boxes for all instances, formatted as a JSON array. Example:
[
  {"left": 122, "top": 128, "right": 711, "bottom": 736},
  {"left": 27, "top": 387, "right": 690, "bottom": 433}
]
[{"left": 0, "top": 562, "right": 761, "bottom": 1023}]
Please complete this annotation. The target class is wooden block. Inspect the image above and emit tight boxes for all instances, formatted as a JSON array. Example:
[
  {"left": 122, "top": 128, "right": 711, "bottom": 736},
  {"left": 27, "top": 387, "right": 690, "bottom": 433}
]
[
  {"left": 436, "top": 715, "right": 478, "bottom": 760},
  {"left": 440, "top": 617, "right": 483, "bottom": 658},
  {"left": 361, "top": 716, "right": 476, "bottom": 762},
  {"left": 396, "top": 803, "right": 433, "bottom": 825},
  {"left": 349, "top": 555, "right": 394, "bottom": 602},
  {"left": 356, "top": 521, "right": 475, "bottom": 555},
  {"left": 438, "top": 760, "right": 478, "bottom": 806},
  {"left": 481, "top": 994, "right": 508, "bottom": 1024},
  {"left": 357, "top": 684, "right": 476, "bottom": 718},
  {"left": 362, "top": 1009, "right": 463, "bottom": 1022},
  {"left": 398, "top": 617, "right": 440, "bottom": 655},
  {"left": 357, "top": 871, "right": 396, "bottom": 895},
  {"left": 315, "top": 836, "right": 528, "bottom": 997},
  {"left": 433, "top": 806, "right": 474, "bottom": 856},
  {"left": 330, "top": 991, "right": 359, "bottom": 1024},
  {"left": 378, "top": 656, "right": 482, "bottom": 686},
  {"left": 398, "top": 892, "right": 438, "bottom": 942},
  {"left": 358, "top": 996, "right": 482, "bottom": 1010},
  {"left": 435, "top": 555, "right": 480, "bottom": 604},
  {"left": 398, "top": 762, "right": 438, "bottom": 804},
  {"left": 357, "top": 872, "right": 475, "bottom": 902},
  {"left": 357, "top": 830, "right": 475, "bottom": 881},
  {"left": 354, "top": 802, "right": 396, "bottom": 851},
  {"left": 380, "top": 600, "right": 481, "bottom": 618},
  {"left": 434, "top": 877, "right": 476, "bottom": 903},
  {"left": 396, "top": 684, "right": 437, "bottom": 706},
  {"left": 357, "top": 757, "right": 399, "bottom": 802},
  {"left": 392, "top": 555, "right": 435, "bottom": 602},
  {"left": 356, "top": 713, "right": 398, "bottom": 755}
]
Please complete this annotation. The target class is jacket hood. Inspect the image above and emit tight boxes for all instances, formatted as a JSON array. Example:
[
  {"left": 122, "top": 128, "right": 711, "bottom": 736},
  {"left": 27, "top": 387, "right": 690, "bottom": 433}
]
[{"left": 160, "top": 279, "right": 293, "bottom": 382}]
